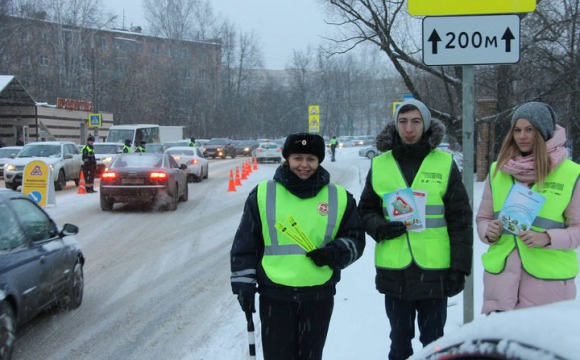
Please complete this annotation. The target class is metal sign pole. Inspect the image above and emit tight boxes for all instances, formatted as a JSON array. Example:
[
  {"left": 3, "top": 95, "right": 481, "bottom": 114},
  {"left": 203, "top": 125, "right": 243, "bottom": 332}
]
[{"left": 462, "top": 65, "right": 475, "bottom": 324}]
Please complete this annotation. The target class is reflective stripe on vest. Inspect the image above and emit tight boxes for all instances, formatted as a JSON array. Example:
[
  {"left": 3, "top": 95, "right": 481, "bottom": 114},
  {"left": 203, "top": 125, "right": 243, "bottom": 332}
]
[
  {"left": 371, "top": 150, "right": 452, "bottom": 269},
  {"left": 257, "top": 180, "right": 347, "bottom": 287},
  {"left": 483, "top": 161, "right": 580, "bottom": 279}
]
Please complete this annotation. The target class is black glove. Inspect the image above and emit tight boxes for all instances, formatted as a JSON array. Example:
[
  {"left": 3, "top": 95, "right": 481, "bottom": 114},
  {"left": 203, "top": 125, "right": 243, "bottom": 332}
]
[
  {"left": 377, "top": 221, "right": 407, "bottom": 240},
  {"left": 306, "top": 247, "right": 335, "bottom": 267},
  {"left": 237, "top": 291, "right": 255, "bottom": 313},
  {"left": 447, "top": 271, "right": 466, "bottom": 297}
]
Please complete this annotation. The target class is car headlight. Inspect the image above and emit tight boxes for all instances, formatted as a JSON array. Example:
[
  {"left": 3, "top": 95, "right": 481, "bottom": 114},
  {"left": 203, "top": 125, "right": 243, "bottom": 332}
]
[
  {"left": 5, "top": 164, "right": 15, "bottom": 171},
  {"left": 102, "top": 157, "right": 113, "bottom": 163}
]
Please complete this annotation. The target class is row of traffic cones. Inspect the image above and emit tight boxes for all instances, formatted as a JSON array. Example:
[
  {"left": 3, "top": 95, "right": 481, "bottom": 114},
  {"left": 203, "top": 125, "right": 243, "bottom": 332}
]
[{"left": 228, "top": 156, "right": 259, "bottom": 192}]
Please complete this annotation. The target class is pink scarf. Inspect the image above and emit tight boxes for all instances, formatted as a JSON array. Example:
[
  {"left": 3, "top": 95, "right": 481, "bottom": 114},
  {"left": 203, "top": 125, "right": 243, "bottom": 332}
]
[{"left": 500, "top": 125, "right": 568, "bottom": 183}]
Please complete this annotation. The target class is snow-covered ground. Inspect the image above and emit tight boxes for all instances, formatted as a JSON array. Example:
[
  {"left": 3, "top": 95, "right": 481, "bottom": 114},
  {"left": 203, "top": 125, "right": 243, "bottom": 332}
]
[{"left": 9, "top": 147, "right": 579, "bottom": 360}]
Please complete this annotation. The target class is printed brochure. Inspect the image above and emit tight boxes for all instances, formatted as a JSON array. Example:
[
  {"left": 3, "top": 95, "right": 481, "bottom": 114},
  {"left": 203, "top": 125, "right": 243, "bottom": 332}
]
[
  {"left": 383, "top": 188, "right": 424, "bottom": 231},
  {"left": 498, "top": 183, "right": 546, "bottom": 234}
]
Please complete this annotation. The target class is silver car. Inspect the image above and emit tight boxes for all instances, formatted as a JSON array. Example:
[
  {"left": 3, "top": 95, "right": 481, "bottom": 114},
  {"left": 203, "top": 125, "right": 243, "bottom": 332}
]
[
  {"left": 4, "top": 141, "right": 83, "bottom": 191},
  {"left": 253, "top": 142, "right": 283, "bottom": 163},
  {"left": 0, "top": 146, "right": 23, "bottom": 178}
]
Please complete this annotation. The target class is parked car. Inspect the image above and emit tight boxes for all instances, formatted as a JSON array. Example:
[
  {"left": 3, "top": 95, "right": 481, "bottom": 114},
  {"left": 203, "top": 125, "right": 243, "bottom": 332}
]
[
  {"left": 0, "top": 189, "right": 85, "bottom": 359},
  {"left": 253, "top": 142, "right": 283, "bottom": 163},
  {"left": 164, "top": 146, "right": 209, "bottom": 182},
  {"left": 99, "top": 153, "right": 188, "bottom": 211},
  {"left": 359, "top": 145, "right": 380, "bottom": 159},
  {"left": 412, "top": 298, "right": 580, "bottom": 360},
  {"left": 91, "top": 142, "right": 124, "bottom": 176},
  {"left": 0, "top": 146, "right": 23, "bottom": 178},
  {"left": 3, "top": 141, "right": 82, "bottom": 191},
  {"left": 203, "top": 138, "right": 236, "bottom": 159}
]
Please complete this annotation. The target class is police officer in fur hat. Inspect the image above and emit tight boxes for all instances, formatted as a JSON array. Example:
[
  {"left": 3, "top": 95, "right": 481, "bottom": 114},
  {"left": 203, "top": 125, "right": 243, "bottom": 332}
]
[
  {"left": 82, "top": 135, "right": 97, "bottom": 193},
  {"left": 230, "top": 132, "right": 366, "bottom": 360}
]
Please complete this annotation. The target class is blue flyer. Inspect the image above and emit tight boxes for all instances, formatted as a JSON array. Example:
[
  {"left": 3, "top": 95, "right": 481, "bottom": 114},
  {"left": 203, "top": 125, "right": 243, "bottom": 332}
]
[{"left": 498, "top": 183, "right": 546, "bottom": 234}]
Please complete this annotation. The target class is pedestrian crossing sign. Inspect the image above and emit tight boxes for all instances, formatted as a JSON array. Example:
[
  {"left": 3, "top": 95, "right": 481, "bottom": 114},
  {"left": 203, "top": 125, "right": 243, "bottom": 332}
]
[
  {"left": 308, "top": 105, "right": 320, "bottom": 133},
  {"left": 88, "top": 113, "right": 102, "bottom": 128}
]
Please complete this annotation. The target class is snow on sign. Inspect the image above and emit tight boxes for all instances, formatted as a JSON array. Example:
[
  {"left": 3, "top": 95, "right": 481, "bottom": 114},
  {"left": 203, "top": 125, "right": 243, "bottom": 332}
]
[{"left": 422, "top": 15, "right": 520, "bottom": 66}]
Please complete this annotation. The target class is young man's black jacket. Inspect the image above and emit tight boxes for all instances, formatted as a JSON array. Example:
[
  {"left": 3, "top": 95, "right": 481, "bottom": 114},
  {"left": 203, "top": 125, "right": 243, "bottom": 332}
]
[
  {"left": 358, "top": 119, "right": 473, "bottom": 300},
  {"left": 230, "top": 164, "right": 366, "bottom": 302}
]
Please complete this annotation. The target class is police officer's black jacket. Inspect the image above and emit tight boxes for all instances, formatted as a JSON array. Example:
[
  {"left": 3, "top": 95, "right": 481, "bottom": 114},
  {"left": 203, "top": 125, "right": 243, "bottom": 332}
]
[
  {"left": 230, "top": 164, "right": 366, "bottom": 302},
  {"left": 358, "top": 119, "right": 473, "bottom": 300},
  {"left": 82, "top": 145, "right": 96, "bottom": 166}
]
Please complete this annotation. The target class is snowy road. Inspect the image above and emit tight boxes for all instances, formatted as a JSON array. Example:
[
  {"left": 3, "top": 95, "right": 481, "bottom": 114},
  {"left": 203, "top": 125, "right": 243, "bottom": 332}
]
[{"left": 10, "top": 148, "right": 371, "bottom": 360}]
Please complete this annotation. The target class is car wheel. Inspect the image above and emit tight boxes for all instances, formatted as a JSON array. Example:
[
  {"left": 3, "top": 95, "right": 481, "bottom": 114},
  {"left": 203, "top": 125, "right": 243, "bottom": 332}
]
[
  {"left": 367, "top": 151, "right": 376, "bottom": 159},
  {"left": 167, "top": 188, "right": 178, "bottom": 211},
  {"left": 55, "top": 169, "right": 66, "bottom": 191},
  {"left": 204, "top": 167, "right": 208, "bottom": 179},
  {"left": 64, "top": 260, "right": 84, "bottom": 309},
  {"left": 179, "top": 183, "right": 188, "bottom": 202},
  {"left": 100, "top": 196, "right": 114, "bottom": 211},
  {"left": 0, "top": 301, "right": 15, "bottom": 360}
]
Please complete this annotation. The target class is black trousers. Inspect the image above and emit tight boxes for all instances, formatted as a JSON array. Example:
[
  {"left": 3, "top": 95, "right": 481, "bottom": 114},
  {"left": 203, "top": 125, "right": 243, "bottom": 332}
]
[
  {"left": 384, "top": 295, "right": 447, "bottom": 360},
  {"left": 83, "top": 164, "right": 95, "bottom": 186},
  {"left": 259, "top": 295, "right": 334, "bottom": 360}
]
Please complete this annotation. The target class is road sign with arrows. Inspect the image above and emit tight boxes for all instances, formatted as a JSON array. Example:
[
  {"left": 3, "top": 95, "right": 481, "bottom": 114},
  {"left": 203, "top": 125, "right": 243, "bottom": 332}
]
[{"left": 422, "top": 15, "right": 520, "bottom": 66}]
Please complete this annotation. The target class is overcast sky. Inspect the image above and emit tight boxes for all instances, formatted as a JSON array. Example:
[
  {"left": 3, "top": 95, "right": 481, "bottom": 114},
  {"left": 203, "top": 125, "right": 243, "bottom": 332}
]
[{"left": 104, "top": 0, "right": 332, "bottom": 70}]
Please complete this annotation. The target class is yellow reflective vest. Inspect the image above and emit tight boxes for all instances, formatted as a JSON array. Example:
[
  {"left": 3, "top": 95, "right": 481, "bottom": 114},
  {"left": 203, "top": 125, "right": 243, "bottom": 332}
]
[
  {"left": 482, "top": 161, "right": 580, "bottom": 279},
  {"left": 371, "top": 150, "right": 452, "bottom": 269},
  {"left": 257, "top": 180, "right": 347, "bottom": 287}
]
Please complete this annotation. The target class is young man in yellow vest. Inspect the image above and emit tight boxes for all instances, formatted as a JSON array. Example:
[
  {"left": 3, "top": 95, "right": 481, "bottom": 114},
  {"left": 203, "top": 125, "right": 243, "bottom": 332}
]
[
  {"left": 358, "top": 99, "right": 473, "bottom": 360},
  {"left": 230, "top": 133, "right": 366, "bottom": 360}
]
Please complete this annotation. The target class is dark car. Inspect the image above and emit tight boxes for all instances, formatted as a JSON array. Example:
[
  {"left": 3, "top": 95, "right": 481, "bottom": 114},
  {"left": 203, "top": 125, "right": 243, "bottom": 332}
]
[
  {"left": 0, "top": 189, "right": 85, "bottom": 359},
  {"left": 203, "top": 138, "right": 236, "bottom": 159},
  {"left": 235, "top": 140, "right": 259, "bottom": 157},
  {"left": 99, "top": 152, "right": 189, "bottom": 211}
]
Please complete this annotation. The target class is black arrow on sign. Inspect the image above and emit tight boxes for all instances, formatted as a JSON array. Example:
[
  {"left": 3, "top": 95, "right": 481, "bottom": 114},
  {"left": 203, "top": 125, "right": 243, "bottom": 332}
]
[
  {"left": 428, "top": 30, "right": 442, "bottom": 54},
  {"left": 502, "top": 28, "right": 515, "bottom": 52}
]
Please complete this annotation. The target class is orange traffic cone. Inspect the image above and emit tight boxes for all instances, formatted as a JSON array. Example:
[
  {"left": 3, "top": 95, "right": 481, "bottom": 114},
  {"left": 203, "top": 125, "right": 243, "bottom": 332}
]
[
  {"left": 235, "top": 166, "right": 242, "bottom": 186},
  {"left": 241, "top": 163, "right": 248, "bottom": 180},
  {"left": 253, "top": 156, "right": 258, "bottom": 170},
  {"left": 246, "top": 159, "right": 252, "bottom": 174},
  {"left": 227, "top": 169, "right": 237, "bottom": 192},
  {"left": 77, "top": 171, "right": 87, "bottom": 194}
]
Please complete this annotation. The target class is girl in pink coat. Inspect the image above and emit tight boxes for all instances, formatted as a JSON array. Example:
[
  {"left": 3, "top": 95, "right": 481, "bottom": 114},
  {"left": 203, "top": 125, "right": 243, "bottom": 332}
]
[{"left": 476, "top": 101, "right": 580, "bottom": 315}]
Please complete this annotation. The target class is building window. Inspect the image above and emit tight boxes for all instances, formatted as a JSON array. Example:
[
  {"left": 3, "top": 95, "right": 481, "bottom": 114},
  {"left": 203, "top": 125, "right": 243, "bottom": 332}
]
[
  {"left": 21, "top": 56, "right": 31, "bottom": 65},
  {"left": 39, "top": 55, "right": 49, "bottom": 67},
  {"left": 99, "top": 38, "right": 108, "bottom": 50},
  {"left": 41, "top": 31, "right": 50, "bottom": 42}
]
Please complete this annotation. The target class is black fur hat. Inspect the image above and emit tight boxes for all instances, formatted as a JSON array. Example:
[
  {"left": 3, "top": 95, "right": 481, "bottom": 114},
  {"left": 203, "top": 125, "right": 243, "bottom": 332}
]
[{"left": 282, "top": 133, "right": 326, "bottom": 163}]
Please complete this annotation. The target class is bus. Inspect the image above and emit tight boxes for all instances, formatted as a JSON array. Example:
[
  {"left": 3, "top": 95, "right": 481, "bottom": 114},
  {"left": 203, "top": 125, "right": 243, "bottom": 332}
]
[{"left": 106, "top": 124, "right": 160, "bottom": 149}]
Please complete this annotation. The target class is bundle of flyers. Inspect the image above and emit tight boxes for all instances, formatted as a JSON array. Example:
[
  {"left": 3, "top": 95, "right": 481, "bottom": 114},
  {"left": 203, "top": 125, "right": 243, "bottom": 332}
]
[{"left": 382, "top": 188, "right": 426, "bottom": 232}]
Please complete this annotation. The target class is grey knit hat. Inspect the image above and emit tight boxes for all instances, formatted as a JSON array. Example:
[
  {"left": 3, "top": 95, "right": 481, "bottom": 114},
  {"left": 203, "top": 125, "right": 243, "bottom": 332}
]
[
  {"left": 511, "top": 101, "right": 557, "bottom": 140},
  {"left": 394, "top": 99, "right": 431, "bottom": 134}
]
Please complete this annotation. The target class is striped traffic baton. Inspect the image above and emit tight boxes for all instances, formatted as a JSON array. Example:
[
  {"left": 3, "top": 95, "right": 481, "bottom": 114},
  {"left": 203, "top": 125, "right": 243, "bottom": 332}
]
[{"left": 245, "top": 310, "right": 256, "bottom": 359}]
